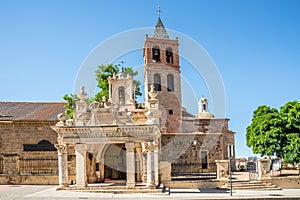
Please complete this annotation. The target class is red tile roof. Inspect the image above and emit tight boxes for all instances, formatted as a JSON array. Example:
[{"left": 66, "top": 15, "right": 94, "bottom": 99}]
[{"left": 0, "top": 102, "right": 65, "bottom": 121}]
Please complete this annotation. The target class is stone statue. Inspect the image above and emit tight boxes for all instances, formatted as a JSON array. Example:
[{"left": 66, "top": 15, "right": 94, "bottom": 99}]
[
  {"left": 146, "top": 110, "right": 154, "bottom": 124},
  {"left": 125, "top": 108, "right": 134, "bottom": 124},
  {"left": 149, "top": 84, "right": 158, "bottom": 100},
  {"left": 56, "top": 113, "right": 66, "bottom": 126},
  {"left": 78, "top": 86, "right": 87, "bottom": 101}
]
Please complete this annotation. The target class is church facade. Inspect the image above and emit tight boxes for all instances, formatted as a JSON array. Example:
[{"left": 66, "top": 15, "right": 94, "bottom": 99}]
[{"left": 0, "top": 17, "right": 235, "bottom": 187}]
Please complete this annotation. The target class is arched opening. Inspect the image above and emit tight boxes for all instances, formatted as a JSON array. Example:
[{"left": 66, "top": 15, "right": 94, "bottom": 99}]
[
  {"left": 154, "top": 73, "right": 162, "bottom": 91},
  {"left": 152, "top": 46, "right": 160, "bottom": 62},
  {"left": 201, "top": 151, "right": 208, "bottom": 169},
  {"left": 23, "top": 140, "right": 56, "bottom": 151},
  {"left": 118, "top": 86, "right": 125, "bottom": 105},
  {"left": 104, "top": 144, "right": 126, "bottom": 180},
  {"left": 166, "top": 47, "right": 173, "bottom": 64},
  {"left": 202, "top": 104, "right": 206, "bottom": 111},
  {"left": 167, "top": 74, "right": 174, "bottom": 92}
]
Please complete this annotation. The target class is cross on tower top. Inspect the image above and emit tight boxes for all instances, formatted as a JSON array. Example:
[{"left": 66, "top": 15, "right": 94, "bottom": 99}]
[{"left": 157, "top": 5, "right": 161, "bottom": 18}]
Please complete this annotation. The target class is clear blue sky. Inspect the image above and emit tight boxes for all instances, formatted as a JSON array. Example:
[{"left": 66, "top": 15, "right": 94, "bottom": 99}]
[{"left": 1, "top": 0, "right": 300, "bottom": 158}]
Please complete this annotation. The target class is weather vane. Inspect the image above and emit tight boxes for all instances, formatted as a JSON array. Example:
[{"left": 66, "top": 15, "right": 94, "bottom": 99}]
[{"left": 118, "top": 61, "right": 126, "bottom": 71}]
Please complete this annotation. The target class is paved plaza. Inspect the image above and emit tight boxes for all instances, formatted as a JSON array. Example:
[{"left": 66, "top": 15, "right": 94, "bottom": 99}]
[{"left": 0, "top": 185, "right": 300, "bottom": 200}]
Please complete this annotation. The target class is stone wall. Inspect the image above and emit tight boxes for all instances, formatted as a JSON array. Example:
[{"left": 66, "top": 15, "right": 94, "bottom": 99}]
[
  {"left": 0, "top": 121, "right": 57, "bottom": 154},
  {"left": 269, "top": 176, "right": 300, "bottom": 189},
  {"left": 194, "top": 119, "right": 229, "bottom": 133},
  {"left": 163, "top": 179, "right": 228, "bottom": 189},
  {"left": 161, "top": 133, "right": 227, "bottom": 173},
  {"left": 0, "top": 174, "right": 76, "bottom": 185},
  {"left": 0, "top": 175, "right": 58, "bottom": 185},
  {"left": 0, "top": 121, "right": 59, "bottom": 184}
]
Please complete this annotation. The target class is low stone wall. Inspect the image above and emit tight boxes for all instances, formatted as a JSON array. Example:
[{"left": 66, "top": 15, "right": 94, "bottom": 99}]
[
  {"left": 0, "top": 175, "right": 76, "bottom": 185},
  {"left": 269, "top": 176, "right": 300, "bottom": 189},
  {"left": 163, "top": 179, "right": 227, "bottom": 189}
]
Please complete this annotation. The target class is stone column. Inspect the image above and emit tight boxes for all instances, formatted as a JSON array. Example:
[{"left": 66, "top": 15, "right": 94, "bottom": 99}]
[
  {"left": 56, "top": 144, "right": 68, "bottom": 187},
  {"left": 142, "top": 153, "right": 147, "bottom": 182},
  {"left": 129, "top": 83, "right": 133, "bottom": 101},
  {"left": 153, "top": 142, "right": 159, "bottom": 186},
  {"left": 159, "top": 162, "right": 171, "bottom": 182},
  {"left": 108, "top": 82, "right": 112, "bottom": 101},
  {"left": 143, "top": 141, "right": 155, "bottom": 188},
  {"left": 99, "top": 159, "right": 105, "bottom": 182},
  {"left": 135, "top": 146, "right": 142, "bottom": 182},
  {"left": 257, "top": 158, "right": 270, "bottom": 180},
  {"left": 215, "top": 160, "right": 229, "bottom": 180},
  {"left": 125, "top": 142, "right": 135, "bottom": 188},
  {"left": 76, "top": 143, "right": 87, "bottom": 187},
  {"left": 146, "top": 149, "right": 154, "bottom": 187},
  {"left": 88, "top": 155, "right": 97, "bottom": 183}
]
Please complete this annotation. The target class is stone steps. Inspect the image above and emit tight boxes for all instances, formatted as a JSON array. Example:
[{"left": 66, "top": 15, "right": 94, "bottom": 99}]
[
  {"left": 219, "top": 180, "right": 281, "bottom": 190},
  {"left": 81, "top": 188, "right": 163, "bottom": 194},
  {"left": 62, "top": 185, "right": 164, "bottom": 194}
]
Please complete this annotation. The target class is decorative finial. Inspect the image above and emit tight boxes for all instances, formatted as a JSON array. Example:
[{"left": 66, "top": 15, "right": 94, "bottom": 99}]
[
  {"left": 78, "top": 86, "right": 87, "bottom": 101},
  {"left": 149, "top": 84, "right": 158, "bottom": 100},
  {"left": 157, "top": 4, "right": 161, "bottom": 18},
  {"left": 56, "top": 113, "right": 66, "bottom": 126},
  {"left": 200, "top": 95, "right": 207, "bottom": 102}
]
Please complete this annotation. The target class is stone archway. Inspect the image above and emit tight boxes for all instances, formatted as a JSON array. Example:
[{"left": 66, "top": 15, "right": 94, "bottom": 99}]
[
  {"left": 103, "top": 143, "right": 126, "bottom": 180},
  {"left": 52, "top": 124, "right": 161, "bottom": 188}
]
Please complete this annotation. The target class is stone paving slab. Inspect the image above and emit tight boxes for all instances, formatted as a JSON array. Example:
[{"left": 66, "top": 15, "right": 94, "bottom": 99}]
[{"left": 0, "top": 185, "right": 300, "bottom": 200}]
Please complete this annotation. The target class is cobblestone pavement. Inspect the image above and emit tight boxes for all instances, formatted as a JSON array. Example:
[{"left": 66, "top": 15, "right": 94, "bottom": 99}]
[{"left": 1, "top": 185, "right": 300, "bottom": 200}]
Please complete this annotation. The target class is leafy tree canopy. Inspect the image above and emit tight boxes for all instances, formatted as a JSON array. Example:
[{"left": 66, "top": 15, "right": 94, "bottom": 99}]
[
  {"left": 246, "top": 101, "right": 300, "bottom": 164},
  {"left": 94, "top": 64, "right": 141, "bottom": 102},
  {"left": 63, "top": 64, "right": 141, "bottom": 119},
  {"left": 94, "top": 64, "right": 119, "bottom": 102},
  {"left": 62, "top": 94, "right": 79, "bottom": 119}
]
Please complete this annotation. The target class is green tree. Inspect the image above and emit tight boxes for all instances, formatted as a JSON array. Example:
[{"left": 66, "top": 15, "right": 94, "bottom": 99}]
[
  {"left": 63, "top": 64, "right": 142, "bottom": 118},
  {"left": 246, "top": 101, "right": 300, "bottom": 165},
  {"left": 94, "top": 64, "right": 119, "bottom": 102},
  {"left": 62, "top": 94, "right": 79, "bottom": 119},
  {"left": 94, "top": 64, "right": 141, "bottom": 102},
  {"left": 62, "top": 94, "right": 94, "bottom": 119}
]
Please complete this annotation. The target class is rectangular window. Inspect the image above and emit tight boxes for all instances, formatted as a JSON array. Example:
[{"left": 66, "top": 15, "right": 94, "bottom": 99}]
[
  {"left": 118, "top": 87, "right": 125, "bottom": 105},
  {"left": 201, "top": 151, "right": 208, "bottom": 169},
  {"left": 192, "top": 148, "right": 198, "bottom": 158},
  {"left": 169, "top": 110, "right": 173, "bottom": 115}
]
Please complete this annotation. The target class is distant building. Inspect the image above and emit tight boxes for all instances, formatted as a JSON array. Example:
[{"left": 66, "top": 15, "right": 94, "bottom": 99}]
[{"left": 236, "top": 158, "right": 248, "bottom": 171}]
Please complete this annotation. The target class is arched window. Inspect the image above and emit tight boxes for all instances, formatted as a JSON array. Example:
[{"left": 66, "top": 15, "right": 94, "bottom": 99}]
[
  {"left": 202, "top": 104, "right": 206, "bottom": 111},
  {"left": 118, "top": 86, "right": 125, "bottom": 105},
  {"left": 154, "top": 74, "right": 161, "bottom": 91},
  {"left": 152, "top": 46, "right": 160, "bottom": 62},
  {"left": 201, "top": 151, "right": 208, "bottom": 169},
  {"left": 166, "top": 47, "right": 173, "bottom": 64},
  {"left": 23, "top": 140, "right": 56, "bottom": 151},
  {"left": 167, "top": 74, "right": 174, "bottom": 92}
]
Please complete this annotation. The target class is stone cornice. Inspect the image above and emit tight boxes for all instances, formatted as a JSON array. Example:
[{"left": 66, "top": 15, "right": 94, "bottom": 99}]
[{"left": 51, "top": 124, "right": 161, "bottom": 144}]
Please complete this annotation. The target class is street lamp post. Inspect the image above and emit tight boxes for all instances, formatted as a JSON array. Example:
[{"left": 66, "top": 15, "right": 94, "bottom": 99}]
[{"left": 228, "top": 145, "right": 234, "bottom": 196}]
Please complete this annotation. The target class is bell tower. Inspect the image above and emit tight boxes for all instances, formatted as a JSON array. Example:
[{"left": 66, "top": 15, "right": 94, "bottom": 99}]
[{"left": 144, "top": 15, "right": 182, "bottom": 133}]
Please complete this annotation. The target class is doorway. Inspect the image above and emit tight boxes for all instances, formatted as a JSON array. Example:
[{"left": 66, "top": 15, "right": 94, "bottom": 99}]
[{"left": 104, "top": 144, "right": 126, "bottom": 180}]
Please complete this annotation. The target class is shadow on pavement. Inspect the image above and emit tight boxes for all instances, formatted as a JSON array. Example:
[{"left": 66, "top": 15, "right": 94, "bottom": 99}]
[
  {"left": 170, "top": 189, "right": 229, "bottom": 194},
  {"left": 199, "top": 189, "right": 229, "bottom": 193}
]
